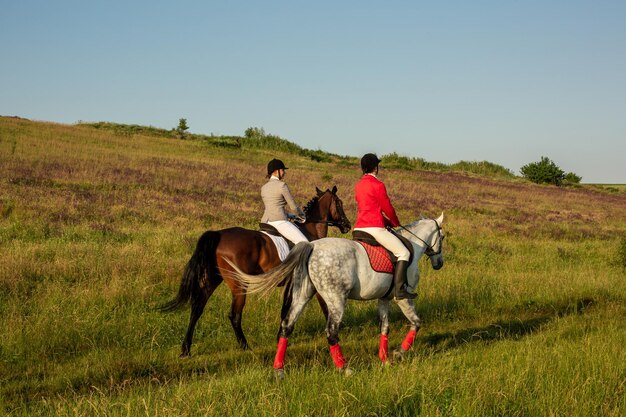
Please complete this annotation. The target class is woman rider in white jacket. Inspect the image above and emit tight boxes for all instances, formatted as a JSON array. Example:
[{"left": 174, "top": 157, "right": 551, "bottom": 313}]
[{"left": 260, "top": 159, "right": 308, "bottom": 243}]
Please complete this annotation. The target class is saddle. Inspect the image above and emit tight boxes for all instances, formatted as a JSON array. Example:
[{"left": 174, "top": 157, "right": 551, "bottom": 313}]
[
  {"left": 352, "top": 229, "right": 414, "bottom": 274},
  {"left": 259, "top": 223, "right": 296, "bottom": 249}
]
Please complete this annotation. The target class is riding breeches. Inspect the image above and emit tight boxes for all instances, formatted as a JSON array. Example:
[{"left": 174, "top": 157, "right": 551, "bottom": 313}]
[
  {"left": 267, "top": 220, "right": 308, "bottom": 243},
  {"left": 353, "top": 227, "right": 410, "bottom": 261}
]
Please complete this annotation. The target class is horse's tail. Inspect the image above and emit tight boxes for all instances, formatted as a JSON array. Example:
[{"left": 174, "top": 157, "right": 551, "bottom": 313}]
[
  {"left": 225, "top": 241, "right": 314, "bottom": 298},
  {"left": 159, "top": 231, "right": 220, "bottom": 312}
]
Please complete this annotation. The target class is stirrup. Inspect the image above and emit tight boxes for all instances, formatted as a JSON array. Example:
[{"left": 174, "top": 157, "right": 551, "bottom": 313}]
[{"left": 395, "top": 286, "right": 417, "bottom": 300}]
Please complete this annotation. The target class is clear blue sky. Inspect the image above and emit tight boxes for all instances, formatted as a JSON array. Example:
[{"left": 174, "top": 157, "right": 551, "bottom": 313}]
[{"left": 2, "top": 1, "right": 625, "bottom": 183}]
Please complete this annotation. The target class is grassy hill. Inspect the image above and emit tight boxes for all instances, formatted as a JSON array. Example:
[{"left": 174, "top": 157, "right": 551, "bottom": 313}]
[
  {"left": 1, "top": 116, "right": 625, "bottom": 416},
  {"left": 76, "top": 120, "right": 517, "bottom": 177}
]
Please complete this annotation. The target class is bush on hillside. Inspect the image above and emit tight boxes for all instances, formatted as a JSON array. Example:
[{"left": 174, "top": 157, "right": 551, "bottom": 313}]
[
  {"left": 520, "top": 156, "right": 566, "bottom": 186},
  {"left": 206, "top": 137, "right": 241, "bottom": 148},
  {"left": 379, "top": 153, "right": 513, "bottom": 177},
  {"left": 242, "top": 127, "right": 338, "bottom": 163},
  {"left": 563, "top": 172, "right": 582, "bottom": 185},
  {"left": 244, "top": 127, "right": 266, "bottom": 139},
  {"left": 380, "top": 153, "right": 447, "bottom": 171},
  {"left": 379, "top": 153, "right": 418, "bottom": 170},
  {"left": 450, "top": 161, "right": 515, "bottom": 178},
  {"left": 243, "top": 133, "right": 304, "bottom": 154},
  {"left": 305, "top": 149, "right": 332, "bottom": 163}
]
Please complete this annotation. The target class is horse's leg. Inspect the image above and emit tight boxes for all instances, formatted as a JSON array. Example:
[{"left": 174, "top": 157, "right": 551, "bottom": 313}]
[
  {"left": 378, "top": 299, "right": 391, "bottom": 364},
  {"left": 181, "top": 280, "right": 220, "bottom": 357},
  {"left": 274, "top": 280, "right": 316, "bottom": 374},
  {"left": 322, "top": 294, "right": 350, "bottom": 373},
  {"left": 229, "top": 292, "right": 248, "bottom": 350},
  {"left": 393, "top": 299, "right": 422, "bottom": 362},
  {"left": 315, "top": 292, "right": 330, "bottom": 322}
]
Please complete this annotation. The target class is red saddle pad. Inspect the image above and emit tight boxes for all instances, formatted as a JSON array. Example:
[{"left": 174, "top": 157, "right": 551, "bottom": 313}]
[{"left": 356, "top": 241, "right": 393, "bottom": 274}]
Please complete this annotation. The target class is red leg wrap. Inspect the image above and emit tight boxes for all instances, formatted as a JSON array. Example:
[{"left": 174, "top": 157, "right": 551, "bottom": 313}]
[
  {"left": 273, "top": 337, "right": 288, "bottom": 369},
  {"left": 401, "top": 329, "right": 417, "bottom": 351},
  {"left": 329, "top": 343, "right": 346, "bottom": 369},
  {"left": 379, "top": 334, "right": 389, "bottom": 363}
]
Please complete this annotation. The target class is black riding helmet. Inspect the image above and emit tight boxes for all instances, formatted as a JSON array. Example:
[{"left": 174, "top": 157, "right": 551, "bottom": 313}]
[
  {"left": 360, "top": 153, "right": 381, "bottom": 174},
  {"left": 267, "top": 158, "right": 288, "bottom": 176}
]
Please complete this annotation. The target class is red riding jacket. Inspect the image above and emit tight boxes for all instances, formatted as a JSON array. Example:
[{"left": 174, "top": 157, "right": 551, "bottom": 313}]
[{"left": 354, "top": 174, "right": 401, "bottom": 228}]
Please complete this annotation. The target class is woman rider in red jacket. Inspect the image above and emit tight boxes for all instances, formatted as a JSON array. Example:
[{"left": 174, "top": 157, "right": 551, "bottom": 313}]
[{"left": 353, "top": 153, "right": 416, "bottom": 300}]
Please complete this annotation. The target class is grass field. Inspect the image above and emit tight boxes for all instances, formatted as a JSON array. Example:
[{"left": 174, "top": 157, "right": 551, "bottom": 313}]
[{"left": 1, "top": 116, "right": 625, "bottom": 416}]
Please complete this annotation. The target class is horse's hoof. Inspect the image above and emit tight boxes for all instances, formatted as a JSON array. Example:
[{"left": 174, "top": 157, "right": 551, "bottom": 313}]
[
  {"left": 274, "top": 368, "right": 285, "bottom": 381},
  {"left": 179, "top": 352, "right": 191, "bottom": 359},
  {"left": 392, "top": 348, "right": 406, "bottom": 363},
  {"left": 338, "top": 367, "right": 355, "bottom": 377}
]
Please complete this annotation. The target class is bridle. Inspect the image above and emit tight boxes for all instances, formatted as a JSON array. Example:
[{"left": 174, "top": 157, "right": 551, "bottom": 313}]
[
  {"left": 303, "top": 192, "right": 350, "bottom": 230},
  {"left": 398, "top": 219, "right": 444, "bottom": 258}
]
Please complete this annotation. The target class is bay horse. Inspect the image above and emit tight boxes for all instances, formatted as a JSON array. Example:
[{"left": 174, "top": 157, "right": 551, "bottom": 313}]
[
  {"left": 229, "top": 214, "right": 444, "bottom": 377},
  {"left": 161, "top": 186, "right": 351, "bottom": 357}
]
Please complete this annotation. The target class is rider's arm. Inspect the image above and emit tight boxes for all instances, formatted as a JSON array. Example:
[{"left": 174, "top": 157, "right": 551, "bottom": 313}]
[
  {"left": 281, "top": 183, "right": 306, "bottom": 218},
  {"left": 377, "top": 182, "right": 400, "bottom": 227}
]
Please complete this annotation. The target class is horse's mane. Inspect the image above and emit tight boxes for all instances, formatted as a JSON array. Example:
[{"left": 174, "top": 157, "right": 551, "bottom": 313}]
[
  {"left": 302, "top": 196, "right": 320, "bottom": 216},
  {"left": 403, "top": 216, "right": 427, "bottom": 229}
]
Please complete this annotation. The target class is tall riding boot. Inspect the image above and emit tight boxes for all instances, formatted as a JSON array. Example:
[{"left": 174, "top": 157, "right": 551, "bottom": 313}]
[{"left": 394, "top": 260, "right": 416, "bottom": 300}]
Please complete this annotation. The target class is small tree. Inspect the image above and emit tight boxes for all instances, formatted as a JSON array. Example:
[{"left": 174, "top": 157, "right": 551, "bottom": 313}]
[
  {"left": 244, "top": 127, "right": 266, "bottom": 139},
  {"left": 520, "top": 156, "right": 565, "bottom": 186},
  {"left": 176, "top": 118, "right": 189, "bottom": 138}
]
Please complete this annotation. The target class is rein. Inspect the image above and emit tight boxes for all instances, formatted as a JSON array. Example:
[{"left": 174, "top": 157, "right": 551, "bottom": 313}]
[
  {"left": 307, "top": 219, "right": 338, "bottom": 225},
  {"left": 306, "top": 218, "right": 347, "bottom": 227},
  {"left": 397, "top": 220, "right": 443, "bottom": 257},
  {"left": 304, "top": 217, "right": 351, "bottom": 231}
]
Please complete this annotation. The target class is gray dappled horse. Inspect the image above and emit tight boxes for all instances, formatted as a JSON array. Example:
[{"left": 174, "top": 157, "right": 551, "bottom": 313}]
[{"left": 229, "top": 213, "right": 444, "bottom": 377}]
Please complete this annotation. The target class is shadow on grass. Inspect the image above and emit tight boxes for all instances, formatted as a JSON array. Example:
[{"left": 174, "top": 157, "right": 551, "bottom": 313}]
[
  {"left": 1, "top": 298, "right": 595, "bottom": 414},
  {"left": 2, "top": 353, "right": 245, "bottom": 414},
  {"left": 420, "top": 315, "right": 549, "bottom": 353},
  {"left": 380, "top": 297, "right": 596, "bottom": 416},
  {"left": 419, "top": 297, "right": 595, "bottom": 353},
  {"left": 297, "top": 296, "right": 597, "bottom": 369}
]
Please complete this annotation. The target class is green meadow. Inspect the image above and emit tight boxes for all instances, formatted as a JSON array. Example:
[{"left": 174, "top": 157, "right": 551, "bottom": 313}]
[{"left": 1, "top": 116, "right": 625, "bottom": 416}]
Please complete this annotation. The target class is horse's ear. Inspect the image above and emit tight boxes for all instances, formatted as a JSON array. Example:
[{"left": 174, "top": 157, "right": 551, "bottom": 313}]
[
  {"left": 437, "top": 212, "right": 444, "bottom": 224},
  {"left": 332, "top": 185, "right": 337, "bottom": 194},
  {"left": 316, "top": 187, "right": 324, "bottom": 196}
]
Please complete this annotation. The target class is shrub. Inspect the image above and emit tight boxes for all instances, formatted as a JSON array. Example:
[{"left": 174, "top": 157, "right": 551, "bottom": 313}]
[
  {"left": 379, "top": 153, "right": 513, "bottom": 177},
  {"left": 206, "top": 137, "right": 241, "bottom": 148},
  {"left": 451, "top": 161, "right": 515, "bottom": 178},
  {"left": 380, "top": 152, "right": 447, "bottom": 171},
  {"left": 381, "top": 152, "right": 418, "bottom": 170},
  {"left": 520, "top": 156, "right": 565, "bottom": 186},
  {"left": 563, "top": 172, "right": 582, "bottom": 184},
  {"left": 244, "top": 127, "right": 266, "bottom": 139},
  {"left": 306, "top": 149, "right": 332, "bottom": 163},
  {"left": 243, "top": 134, "right": 304, "bottom": 154}
]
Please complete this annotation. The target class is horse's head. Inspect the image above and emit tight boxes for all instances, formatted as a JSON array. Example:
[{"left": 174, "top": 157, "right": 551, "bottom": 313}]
[
  {"left": 403, "top": 212, "right": 445, "bottom": 270},
  {"left": 303, "top": 186, "right": 351, "bottom": 236},
  {"left": 315, "top": 185, "right": 351, "bottom": 234}
]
